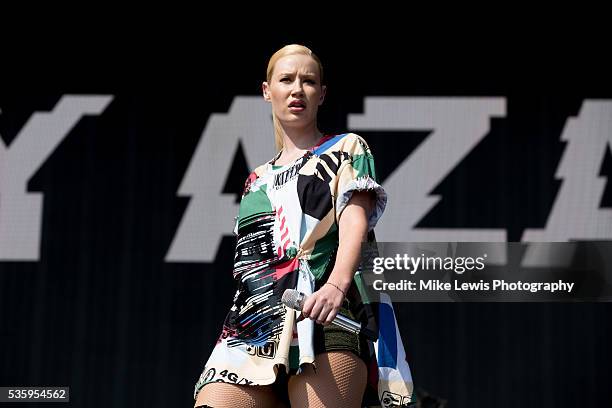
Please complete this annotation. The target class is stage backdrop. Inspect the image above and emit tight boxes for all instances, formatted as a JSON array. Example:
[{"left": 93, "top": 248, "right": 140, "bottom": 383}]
[{"left": 1, "top": 39, "right": 611, "bottom": 407}]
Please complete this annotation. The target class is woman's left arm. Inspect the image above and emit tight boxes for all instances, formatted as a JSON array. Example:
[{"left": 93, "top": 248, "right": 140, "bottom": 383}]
[{"left": 300, "top": 191, "right": 375, "bottom": 325}]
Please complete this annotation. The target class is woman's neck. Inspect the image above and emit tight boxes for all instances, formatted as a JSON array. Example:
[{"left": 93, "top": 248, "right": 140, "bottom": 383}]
[{"left": 280, "top": 127, "right": 323, "bottom": 156}]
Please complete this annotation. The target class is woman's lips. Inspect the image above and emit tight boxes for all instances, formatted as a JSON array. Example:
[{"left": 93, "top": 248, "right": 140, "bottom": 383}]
[{"left": 288, "top": 106, "right": 305, "bottom": 113}]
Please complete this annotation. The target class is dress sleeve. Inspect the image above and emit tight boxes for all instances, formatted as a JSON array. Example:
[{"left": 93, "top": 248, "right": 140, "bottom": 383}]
[{"left": 334, "top": 134, "right": 387, "bottom": 231}]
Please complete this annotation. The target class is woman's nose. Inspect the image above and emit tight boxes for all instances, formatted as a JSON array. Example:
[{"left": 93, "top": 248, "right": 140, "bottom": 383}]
[{"left": 291, "top": 81, "right": 304, "bottom": 96}]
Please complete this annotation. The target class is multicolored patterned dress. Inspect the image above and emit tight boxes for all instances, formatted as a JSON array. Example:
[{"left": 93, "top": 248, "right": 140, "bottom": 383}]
[{"left": 194, "top": 133, "right": 414, "bottom": 407}]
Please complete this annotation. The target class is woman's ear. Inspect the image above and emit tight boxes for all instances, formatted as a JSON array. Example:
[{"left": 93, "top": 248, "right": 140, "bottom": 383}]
[
  {"left": 262, "top": 82, "right": 271, "bottom": 102},
  {"left": 319, "top": 85, "right": 327, "bottom": 105}
]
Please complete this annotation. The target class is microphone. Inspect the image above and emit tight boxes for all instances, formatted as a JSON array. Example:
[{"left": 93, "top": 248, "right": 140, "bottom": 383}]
[{"left": 281, "top": 289, "right": 377, "bottom": 342}]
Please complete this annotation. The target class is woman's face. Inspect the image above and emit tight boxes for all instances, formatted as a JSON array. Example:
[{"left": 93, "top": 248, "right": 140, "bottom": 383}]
[{"left": 263, "top": 54, "right": 326, "bottom": 129}]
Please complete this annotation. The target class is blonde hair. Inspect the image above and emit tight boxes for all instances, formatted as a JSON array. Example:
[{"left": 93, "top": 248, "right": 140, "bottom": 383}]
[{"left": 266, "top": 44, "right": 324, "bottom": 152}]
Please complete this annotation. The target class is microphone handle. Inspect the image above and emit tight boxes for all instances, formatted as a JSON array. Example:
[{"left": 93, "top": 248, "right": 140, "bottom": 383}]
[{"left": 331, "top": 314, "right": 378, "bottom": 342}]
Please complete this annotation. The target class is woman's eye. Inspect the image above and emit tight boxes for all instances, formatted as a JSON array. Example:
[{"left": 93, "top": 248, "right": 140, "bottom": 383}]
[{"left": 280, "top": 77, "right": 291, "bottom": 82}]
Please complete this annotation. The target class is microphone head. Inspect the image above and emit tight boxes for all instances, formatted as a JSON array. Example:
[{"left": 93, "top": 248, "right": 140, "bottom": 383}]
[{"left": 281, "top": 289, "right": 305, "bottom": 311}]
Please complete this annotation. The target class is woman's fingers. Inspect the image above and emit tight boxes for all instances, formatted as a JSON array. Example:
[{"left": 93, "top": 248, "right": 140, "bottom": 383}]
[
  {"left": 324, "top": 308, "right": 339, "bottom": 325},
  {"left": 310, "top": 299, "right": 337, "bottom": 325},
  {"left": 301, "top": 296, "right": 314, "bottom": 319},
  {"left": 299, "top": 287, "right": 344, "bottom": 325},
  {"left": 309, "top": 299, "right": 325, "bottom": 322},
  {"left": 314, "top": 303, "right": 332, "bottom": 325}
]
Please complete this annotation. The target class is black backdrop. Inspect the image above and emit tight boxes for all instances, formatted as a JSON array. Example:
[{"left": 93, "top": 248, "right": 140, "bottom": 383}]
[{"left": 1, "top": 30, "right": 612, "bottom": 407}]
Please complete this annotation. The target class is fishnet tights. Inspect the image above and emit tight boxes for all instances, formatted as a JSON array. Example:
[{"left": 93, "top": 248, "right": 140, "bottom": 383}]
[{"left": 194, "top": 351, "right": 367, "bottom": 408}]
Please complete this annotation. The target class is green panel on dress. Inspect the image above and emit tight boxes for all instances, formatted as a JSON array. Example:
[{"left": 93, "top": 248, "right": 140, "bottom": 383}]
[
  {"left": 351, "top": 151, "right": 379, "bottom": 182},
  {"left": 238, "top": 184, "right": 272, "bottom": 229},
  {"left": 308, "top": 223, "right": 338, "bottom": 280}
]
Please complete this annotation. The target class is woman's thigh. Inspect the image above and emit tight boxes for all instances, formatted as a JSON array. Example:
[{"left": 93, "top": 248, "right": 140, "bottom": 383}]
[
  {"left": 287, "top": 351, "right": 367, "bottom": 408},
  {"left": 194, "top": 381, "right": 287, "bottom": 408}
]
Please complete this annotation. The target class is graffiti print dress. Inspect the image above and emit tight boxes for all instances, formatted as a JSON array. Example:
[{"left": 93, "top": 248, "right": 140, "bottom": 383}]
[{"left": 194, "top": 133, "right": 415, "bottom": 406}]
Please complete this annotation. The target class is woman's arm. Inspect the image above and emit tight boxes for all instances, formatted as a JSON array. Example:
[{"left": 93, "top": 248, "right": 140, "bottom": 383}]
[{"left": 300, "top": 191, "right": 375, "bottom": 325}]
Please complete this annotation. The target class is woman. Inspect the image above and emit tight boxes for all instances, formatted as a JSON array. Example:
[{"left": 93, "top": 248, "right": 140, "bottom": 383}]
[{"left": 194, "top": 44, "right": 413, "bottom": 408}]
